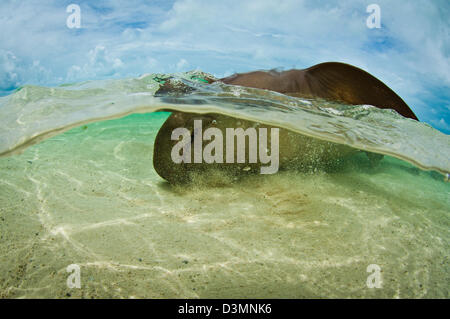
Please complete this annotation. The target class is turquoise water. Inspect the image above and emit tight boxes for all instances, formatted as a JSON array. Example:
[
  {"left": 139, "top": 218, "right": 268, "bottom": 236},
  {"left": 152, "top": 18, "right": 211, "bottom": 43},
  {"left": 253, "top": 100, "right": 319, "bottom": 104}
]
[{"left": 0, "top": 72, "right": 449, "bottom": 298}]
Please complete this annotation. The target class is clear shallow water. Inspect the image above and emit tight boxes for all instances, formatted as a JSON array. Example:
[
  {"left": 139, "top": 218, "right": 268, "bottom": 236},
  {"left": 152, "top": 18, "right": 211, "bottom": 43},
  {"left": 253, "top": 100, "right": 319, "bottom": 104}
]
[
  {"left": 0, "top": 72, "right": 449, "bottom": 298},
  {"left": 0, "top": 71, "right": 449, "bottom": 175}
]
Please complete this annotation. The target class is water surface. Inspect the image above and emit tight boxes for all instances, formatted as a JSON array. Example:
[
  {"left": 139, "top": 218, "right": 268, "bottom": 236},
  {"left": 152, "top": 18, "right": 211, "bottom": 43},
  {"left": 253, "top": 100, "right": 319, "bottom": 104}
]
[{"left": 0, "top": 72, "right": 448, "bottom": 298}]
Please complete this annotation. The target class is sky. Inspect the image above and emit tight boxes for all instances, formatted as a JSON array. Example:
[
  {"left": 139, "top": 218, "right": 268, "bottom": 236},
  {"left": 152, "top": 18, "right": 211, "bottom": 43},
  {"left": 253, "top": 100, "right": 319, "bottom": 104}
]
[{"left": 0, "top": 0, "right": 449, "bottom": 133}]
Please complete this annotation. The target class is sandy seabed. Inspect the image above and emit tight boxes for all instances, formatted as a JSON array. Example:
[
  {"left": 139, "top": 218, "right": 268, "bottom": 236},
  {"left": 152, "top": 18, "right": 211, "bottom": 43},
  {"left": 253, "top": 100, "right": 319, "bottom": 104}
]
[{"left": 0, "top": 113, "right": 448, "bottom": 298}]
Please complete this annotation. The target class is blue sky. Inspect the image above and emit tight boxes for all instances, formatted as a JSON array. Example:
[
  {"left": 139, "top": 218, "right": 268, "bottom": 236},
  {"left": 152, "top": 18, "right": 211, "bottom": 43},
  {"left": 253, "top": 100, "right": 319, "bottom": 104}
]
[{"left": 1, "top": 0, "right": 449, "bottom": 133}]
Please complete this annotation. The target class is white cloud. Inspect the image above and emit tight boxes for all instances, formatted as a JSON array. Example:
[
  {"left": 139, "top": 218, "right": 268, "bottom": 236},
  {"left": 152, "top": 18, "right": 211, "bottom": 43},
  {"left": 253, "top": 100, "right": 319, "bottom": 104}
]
[
  {"left": 0, "top": 0, "right": 448, "bottom": 132},
  {"left": 176, "top": 58, "right": 189, "bottom": 70},
  {"left": 0, "top": 50, "right": 20, "bottom": 90}
]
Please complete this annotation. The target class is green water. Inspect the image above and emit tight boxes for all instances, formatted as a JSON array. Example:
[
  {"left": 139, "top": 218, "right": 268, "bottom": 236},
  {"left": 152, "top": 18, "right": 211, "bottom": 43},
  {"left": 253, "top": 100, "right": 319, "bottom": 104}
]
[{"left": 0, "top": 112, "right": 448, "bottom": 298}]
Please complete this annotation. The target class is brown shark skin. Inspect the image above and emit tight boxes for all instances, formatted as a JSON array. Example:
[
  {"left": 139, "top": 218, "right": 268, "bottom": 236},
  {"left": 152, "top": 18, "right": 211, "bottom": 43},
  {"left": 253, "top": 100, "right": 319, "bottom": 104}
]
[
  {"left": 153, "top": 112, "right": 358, "bottom": 184},
  {"left": 220, "top": 62, "right": 418, "bottom": 120},
  {"left": 153, "top": 62, "right": 418, "bottom": 183}
]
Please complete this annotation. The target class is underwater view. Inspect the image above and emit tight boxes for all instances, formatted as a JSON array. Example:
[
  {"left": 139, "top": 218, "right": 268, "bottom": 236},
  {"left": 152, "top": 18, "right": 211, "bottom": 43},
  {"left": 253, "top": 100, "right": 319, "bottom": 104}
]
[
  {"left": 0, "top": 72, "right": 448, "bottom": 298},
  {"left": 0, "top": 0, "right": 449, "bottom": 300}
]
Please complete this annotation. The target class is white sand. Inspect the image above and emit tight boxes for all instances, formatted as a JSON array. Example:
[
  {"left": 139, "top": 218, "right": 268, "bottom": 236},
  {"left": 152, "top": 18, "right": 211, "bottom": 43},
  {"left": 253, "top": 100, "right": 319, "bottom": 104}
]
[{"left": 0, "top": 113, "right": 448, "bottom": 298}]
